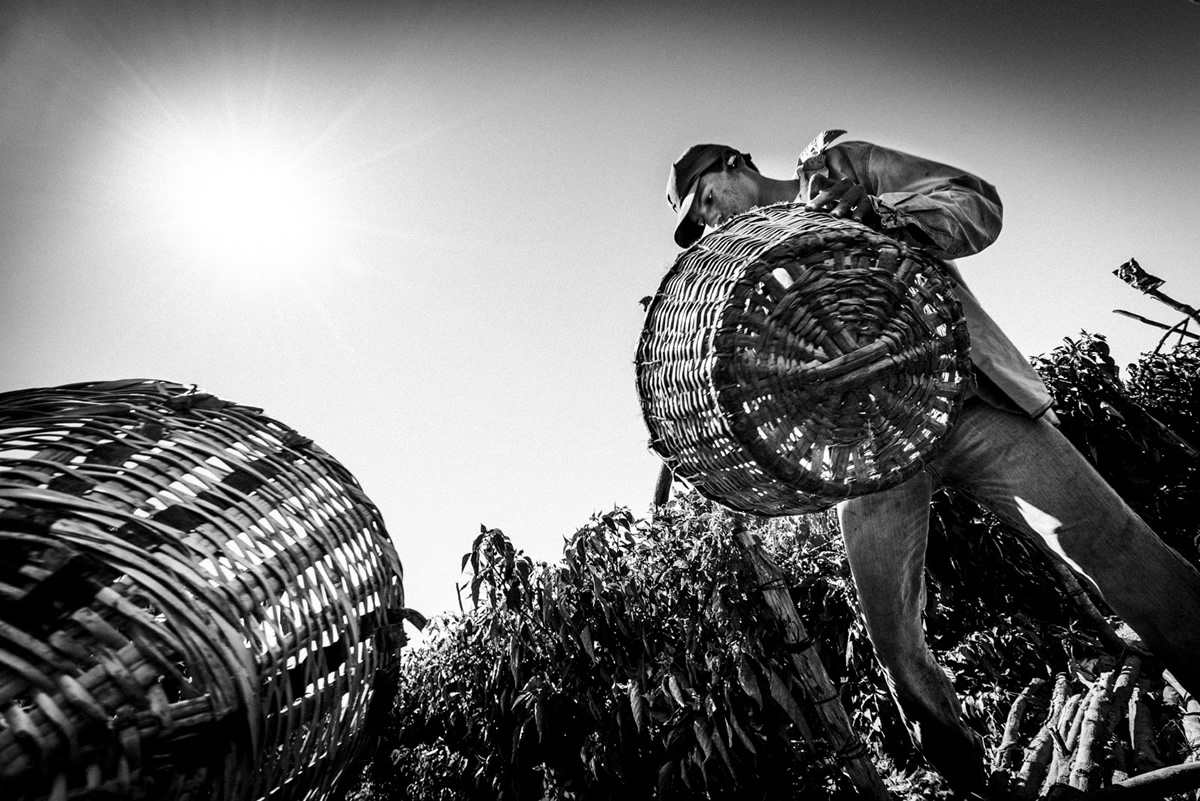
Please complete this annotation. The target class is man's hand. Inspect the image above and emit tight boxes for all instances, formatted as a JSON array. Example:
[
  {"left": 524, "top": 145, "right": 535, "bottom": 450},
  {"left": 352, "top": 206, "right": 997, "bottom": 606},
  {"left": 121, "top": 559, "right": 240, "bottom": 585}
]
[{"left": 805, "top": 174, "right": 880, "bottom": 228}]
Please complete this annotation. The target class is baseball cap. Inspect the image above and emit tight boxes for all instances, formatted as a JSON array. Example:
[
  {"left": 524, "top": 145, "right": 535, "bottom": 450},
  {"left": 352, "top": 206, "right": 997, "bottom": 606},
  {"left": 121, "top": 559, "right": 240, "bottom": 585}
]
[{"left": 666, "top": 143, "right": 750, "bottom": 247}]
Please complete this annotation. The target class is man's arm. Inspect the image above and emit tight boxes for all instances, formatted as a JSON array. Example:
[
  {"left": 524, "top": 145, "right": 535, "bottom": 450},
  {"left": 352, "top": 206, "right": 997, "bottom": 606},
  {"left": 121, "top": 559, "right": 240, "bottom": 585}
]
[{"left": 804, "top": 140, "right": 1003, "bottom": 260}]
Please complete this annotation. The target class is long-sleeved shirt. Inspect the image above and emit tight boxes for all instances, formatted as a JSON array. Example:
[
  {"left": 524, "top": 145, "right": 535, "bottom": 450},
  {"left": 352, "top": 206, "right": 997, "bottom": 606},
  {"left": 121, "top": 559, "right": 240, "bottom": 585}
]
[{"left": 794, "top": 130, "right": 1056, "bottom": 422}]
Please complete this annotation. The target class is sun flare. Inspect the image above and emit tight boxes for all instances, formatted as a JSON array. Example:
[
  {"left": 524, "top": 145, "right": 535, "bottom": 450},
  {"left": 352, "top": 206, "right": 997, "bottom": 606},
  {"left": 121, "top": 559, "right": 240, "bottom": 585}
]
[{"left": 164, "top": 143, "right": 325, "bottom": 275}]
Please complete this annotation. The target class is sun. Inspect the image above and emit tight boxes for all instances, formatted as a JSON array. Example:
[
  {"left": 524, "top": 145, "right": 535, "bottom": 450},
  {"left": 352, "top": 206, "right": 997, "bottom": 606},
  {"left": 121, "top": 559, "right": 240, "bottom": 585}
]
[{"left": 164, "top": 142, "right": 326, "bottom": 276}]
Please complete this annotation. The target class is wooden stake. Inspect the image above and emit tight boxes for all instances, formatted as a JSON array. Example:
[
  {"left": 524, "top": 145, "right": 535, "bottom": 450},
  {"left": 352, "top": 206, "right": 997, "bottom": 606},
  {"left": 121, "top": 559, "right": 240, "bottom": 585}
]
[
  {"left": 1072, "top": 762, "right": 1200, "bottom": 800},
  {"left": 1127, "top": 680, "right": 1165, "bottom": 776},
  {"left": 994, "top": 678, "right": 1047, "bottom": 776},
  {"left": 731, "top": 517, "right": 891, "bottom": 800}
]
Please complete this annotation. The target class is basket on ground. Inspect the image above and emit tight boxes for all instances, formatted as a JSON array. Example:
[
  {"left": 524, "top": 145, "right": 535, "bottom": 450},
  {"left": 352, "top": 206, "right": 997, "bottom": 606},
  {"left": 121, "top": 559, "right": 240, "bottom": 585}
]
[
  {"left": 0, "top": 379, "right": 408, "bottom": 801},
  {"left": 636, "top": 203, "right": 972, "bottom": 516}
]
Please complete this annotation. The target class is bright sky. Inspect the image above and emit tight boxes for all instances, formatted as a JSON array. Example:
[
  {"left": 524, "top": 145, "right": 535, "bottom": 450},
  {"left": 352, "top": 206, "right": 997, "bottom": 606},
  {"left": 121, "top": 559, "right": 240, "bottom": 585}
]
[{"left": 2, "top": 1, "right": 1198, "bottom": 623}]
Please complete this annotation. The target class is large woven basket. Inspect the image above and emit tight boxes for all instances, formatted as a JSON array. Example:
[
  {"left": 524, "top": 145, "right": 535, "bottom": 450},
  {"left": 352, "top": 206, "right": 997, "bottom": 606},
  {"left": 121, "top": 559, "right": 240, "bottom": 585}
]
[
  {"left": 636, "top": 203, "right": 972, "bottom": 516},
  {"left": 0, "top": 379, "right": 408, "bottom": 801}
]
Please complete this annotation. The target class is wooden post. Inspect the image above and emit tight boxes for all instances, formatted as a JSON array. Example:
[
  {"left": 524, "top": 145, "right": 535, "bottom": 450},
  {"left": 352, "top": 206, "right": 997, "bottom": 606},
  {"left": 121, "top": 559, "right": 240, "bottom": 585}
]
[
  {"left": 1164, "top": 670, "right": 1200, "bottom": 801},
  {"left": 1071, "top": 762, "right": 1200, "bottom": 800},
  {"left": 731, "top": 517, "right": 891, "bottom": 800}
]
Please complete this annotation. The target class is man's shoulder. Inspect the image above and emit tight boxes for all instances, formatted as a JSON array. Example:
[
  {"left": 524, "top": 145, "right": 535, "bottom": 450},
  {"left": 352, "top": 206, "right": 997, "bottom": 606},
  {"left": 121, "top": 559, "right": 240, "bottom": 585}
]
[
  {"left": 824, "top": 139, "right": 879, "bottom": 156},
  {"left": 799, "top": 131, "right": 880, "bottom": 166},
  {"left": 799, "top": 129, "right": 848, "bottom": 162}
]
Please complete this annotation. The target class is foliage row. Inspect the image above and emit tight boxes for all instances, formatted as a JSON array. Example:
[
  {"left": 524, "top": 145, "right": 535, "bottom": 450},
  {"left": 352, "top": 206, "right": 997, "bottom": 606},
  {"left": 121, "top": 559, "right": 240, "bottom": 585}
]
[{"left": 352, "top": 336, "right": 1199, "bottom": 800}]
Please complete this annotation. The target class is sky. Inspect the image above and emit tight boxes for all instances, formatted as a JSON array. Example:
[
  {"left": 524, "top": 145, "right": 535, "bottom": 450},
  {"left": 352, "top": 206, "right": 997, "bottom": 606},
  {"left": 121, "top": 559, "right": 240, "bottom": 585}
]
[{"left": 1, "top": 0, "right": 1198, "bottom": 630}]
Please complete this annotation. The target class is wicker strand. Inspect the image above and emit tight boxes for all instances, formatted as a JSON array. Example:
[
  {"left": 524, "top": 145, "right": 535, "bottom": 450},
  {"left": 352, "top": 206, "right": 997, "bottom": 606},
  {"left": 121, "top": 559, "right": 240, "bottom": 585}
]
[
  {"left": 0, "top": 379, "right": 406, "bottom": 801},
  {"left": 637, "top": 203, "right": 970, "bottom": 516}
]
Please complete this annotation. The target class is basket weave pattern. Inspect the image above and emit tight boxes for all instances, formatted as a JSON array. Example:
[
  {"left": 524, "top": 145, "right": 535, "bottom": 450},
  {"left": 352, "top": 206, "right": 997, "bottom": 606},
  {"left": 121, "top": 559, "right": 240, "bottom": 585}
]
[
  {"left": 637, "top": 204, "right": 971, "bottom": 516},
  {"left": 0, "top": 379, "right": 405, "bottom": 801}
]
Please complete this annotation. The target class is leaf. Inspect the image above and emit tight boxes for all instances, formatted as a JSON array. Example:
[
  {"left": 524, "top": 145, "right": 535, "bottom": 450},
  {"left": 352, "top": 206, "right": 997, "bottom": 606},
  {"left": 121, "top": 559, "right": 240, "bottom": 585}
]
[
  {"left": 738, "top": 654, "right": 762, "bottom": 709},
  {"left": 511, "top": 721, "right": 525, "bottom": 757},
  {"left": 710, "top": 719, "right": 736, "bottom": 773},
  {"left": 680, "top": 758, "right": 695, "bottom": 791},
  {"left": 668, "top": 675, "right": 688, "bottom": 707},
  {"left": 656, "top": 762, "right": 674, "bottom": 795},
  {"left": 728, "top": 712, "right": 757, "bottom": 755},
  {"left": 580, "top": 625, "right": 595, "bottom": 660},
  {"left": 508, "top": 638, "right": 522, "bottom": 685},
  {"left": 629, "top": 685, "right": 648, "bottom": 733},
  {"left": 692, "top": 719, "right": 716, "bottom": 762},
  {"left": 505, "top": 583, "right": 522, "bottom": 610},
  {"left": 767, "top": 668, "right": 814, "bottom": 745}
]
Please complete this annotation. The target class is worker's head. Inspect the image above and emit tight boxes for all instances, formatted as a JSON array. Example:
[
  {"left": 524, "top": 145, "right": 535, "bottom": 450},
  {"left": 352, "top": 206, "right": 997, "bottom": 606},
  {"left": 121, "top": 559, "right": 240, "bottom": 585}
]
[{"left": 666, "top": 144, "right": 760, "bottom": 247}]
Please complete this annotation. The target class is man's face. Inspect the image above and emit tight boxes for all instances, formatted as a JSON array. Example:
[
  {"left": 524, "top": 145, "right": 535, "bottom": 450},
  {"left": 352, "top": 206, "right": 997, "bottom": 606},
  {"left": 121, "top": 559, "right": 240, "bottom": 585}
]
[{"left": 686, "top": 167, "right": 758, "bottom": 232}]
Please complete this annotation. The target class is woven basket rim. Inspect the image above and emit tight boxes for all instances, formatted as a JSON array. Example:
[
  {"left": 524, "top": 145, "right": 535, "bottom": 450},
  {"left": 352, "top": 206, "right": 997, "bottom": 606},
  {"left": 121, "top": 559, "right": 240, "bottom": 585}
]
[{"left": 636, "top": 204, "right": 970, "bottom": 515}]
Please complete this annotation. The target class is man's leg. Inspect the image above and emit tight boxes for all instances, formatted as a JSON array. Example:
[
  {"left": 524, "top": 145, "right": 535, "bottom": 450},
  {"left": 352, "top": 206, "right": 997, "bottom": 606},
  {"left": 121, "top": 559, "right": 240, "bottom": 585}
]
[
  {"left": 937, "top": 403, "right": 1200, "bottom": 697},
  {"left": 838, "top": 473, "right": 988, "bottom": 795}
]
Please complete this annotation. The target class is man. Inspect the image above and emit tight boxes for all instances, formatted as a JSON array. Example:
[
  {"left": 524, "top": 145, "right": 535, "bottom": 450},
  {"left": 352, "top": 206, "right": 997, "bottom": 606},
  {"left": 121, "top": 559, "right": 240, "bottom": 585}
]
[{"left": 664, "top": 131, "right": 1200, "bottom": 797}]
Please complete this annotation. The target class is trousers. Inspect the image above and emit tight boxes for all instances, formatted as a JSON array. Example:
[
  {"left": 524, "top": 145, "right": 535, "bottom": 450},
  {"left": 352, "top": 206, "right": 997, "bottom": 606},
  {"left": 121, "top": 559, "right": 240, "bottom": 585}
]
[{"left": 837, "top": 400, "right": 1200, "bottom": 791}]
